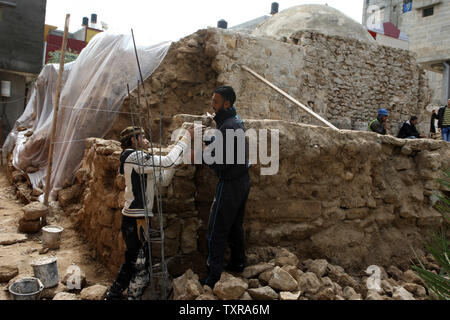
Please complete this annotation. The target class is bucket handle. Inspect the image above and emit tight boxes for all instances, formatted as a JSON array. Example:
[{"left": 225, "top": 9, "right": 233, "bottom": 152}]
[{"left": 37, "top": 278, "right": 44, "bottom": 292}]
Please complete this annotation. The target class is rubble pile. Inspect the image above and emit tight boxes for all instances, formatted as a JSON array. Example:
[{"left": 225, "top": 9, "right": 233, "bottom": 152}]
[{"left": 172, "top": 248, "right": 435, "bottom": 300}]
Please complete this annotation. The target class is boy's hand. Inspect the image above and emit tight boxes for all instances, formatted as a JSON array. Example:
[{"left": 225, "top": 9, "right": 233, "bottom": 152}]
[{"left": 186, "top": 124, "right": 205, "bottom": 142}]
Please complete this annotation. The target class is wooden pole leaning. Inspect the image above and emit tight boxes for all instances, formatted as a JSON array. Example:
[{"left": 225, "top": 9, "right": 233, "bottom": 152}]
[
  {"left": 241, "top": 65, "right": 339, "bottom": 131},
  {"left": 43, "top": 14, "right": 70, "bottom": 224}
]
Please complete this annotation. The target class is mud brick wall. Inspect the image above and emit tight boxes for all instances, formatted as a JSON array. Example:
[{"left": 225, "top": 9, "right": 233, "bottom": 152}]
[{"left": 69, "top": 117, "right": 449, "bottom": 276}]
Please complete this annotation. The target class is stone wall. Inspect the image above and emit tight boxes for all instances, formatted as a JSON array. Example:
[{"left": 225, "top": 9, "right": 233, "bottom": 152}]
[
  {"left": 207, "top": 29, "right": 431, "bottom": 133},
  {"left": 107, "top": 28, "right": 431, "bottom": 141},
  {"left": 69, "top": 116, "right": 450, "bottom": 276}
]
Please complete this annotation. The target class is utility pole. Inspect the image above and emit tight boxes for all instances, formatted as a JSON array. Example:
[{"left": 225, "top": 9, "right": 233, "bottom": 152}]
[{"left": 43, "top": 14, "right": 70, "bottom": 224}]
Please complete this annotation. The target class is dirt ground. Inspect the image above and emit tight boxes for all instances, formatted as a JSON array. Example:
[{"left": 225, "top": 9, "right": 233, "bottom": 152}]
[{"left": 0, "top": 165, "right": 114, "bottom": 300}]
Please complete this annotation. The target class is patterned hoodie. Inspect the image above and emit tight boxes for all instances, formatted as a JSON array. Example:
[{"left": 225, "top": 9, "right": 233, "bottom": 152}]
[{"left": 119, "top": 137, "right": 189, "bottom": 218}]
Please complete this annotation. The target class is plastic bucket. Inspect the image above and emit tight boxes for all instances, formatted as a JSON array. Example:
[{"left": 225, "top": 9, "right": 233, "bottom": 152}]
[
  {"left": 42, "top": 225, "right": 64, "bottom": 249},
  {"left": 8, "top": 277, "right": 44, "bottom": 300},
  {"left": 31, "top": 256, "right": 59, "bottom": 288}
]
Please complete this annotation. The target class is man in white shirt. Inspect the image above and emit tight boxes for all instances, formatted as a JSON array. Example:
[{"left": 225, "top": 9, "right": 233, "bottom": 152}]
[{"left": 106, "top": 125, "right": 194, "bottom": 300}]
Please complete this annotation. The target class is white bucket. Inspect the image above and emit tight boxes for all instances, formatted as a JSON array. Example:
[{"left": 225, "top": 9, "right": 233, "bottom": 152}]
[
  {"left": 9, "top": 277, "right": 44, "bottom": 300},
  {"left": 42, "top": 225, "right": 64, "bottom": 249},
  {"left": 31, "top": 257, "right": 59, "bottom": 289}
]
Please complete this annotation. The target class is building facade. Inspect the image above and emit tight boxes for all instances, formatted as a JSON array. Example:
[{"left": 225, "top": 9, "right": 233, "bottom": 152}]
[
  {"left": 363, "top": 0, "right": 450, "bottom": 107},
  {"left": 0, "top": 0, "right": 47, "bottom": 145},
  {"left": 44, "top": 14, "right": 103, "bottom": 64}
]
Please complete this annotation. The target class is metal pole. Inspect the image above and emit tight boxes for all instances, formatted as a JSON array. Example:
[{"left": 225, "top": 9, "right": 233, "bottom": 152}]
[
  {"left": 134, "top": 82, "right": 156, "bottom": 298},
  {"left": 241, "top": 65, "right": 339, "bottom": 131},
  {"left": 156, "top": 84, "right": 167, "bottom": 299},
  {"left": 43, "top": 14, "right": 70, "bottom": 222},
  {"left": 131, "top": 29, "right": 168, "bottom": 300},
  {"left": 443, "top": 62, "right": 450, "bottom": 102}
]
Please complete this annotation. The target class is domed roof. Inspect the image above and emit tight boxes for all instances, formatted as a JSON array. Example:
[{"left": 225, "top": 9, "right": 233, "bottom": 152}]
[{"left": 252, "top": 4, "right": 375, "bottom": 43}]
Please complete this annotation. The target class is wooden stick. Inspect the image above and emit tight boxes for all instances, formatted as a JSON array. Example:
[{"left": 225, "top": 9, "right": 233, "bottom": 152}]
[
  {"left": 241, "top": 65, "right": 339, "bottom": 131},
  {"left": 43, "top": 14, "right": 70, "bottom": 221}
]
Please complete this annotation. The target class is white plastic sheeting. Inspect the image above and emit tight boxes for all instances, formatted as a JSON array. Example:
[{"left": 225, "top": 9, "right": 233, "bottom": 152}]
[{"left": 3, "top": 32, "right": 171, "bottom": 201}]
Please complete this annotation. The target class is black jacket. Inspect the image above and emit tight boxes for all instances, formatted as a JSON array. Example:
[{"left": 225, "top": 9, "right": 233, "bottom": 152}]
[
  {"left": 438, "top": 106, "right": 449, "bottom": 129},
  {"left": 430, "top": 112, "right": 438, "bottom": 133},
  {"left": 397, "top": 121, "right": 420, "bottom": 139},
  {"left": 205, "top": 106, "right": 250, "bottom": 181}
]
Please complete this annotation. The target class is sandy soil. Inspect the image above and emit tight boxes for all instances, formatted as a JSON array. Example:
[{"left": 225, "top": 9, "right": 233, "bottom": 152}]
[{"left": 0, "top": 166, "right": 114, "bottom": 300}]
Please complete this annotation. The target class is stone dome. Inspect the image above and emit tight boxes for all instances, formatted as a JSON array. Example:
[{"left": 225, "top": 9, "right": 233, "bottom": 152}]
[{"left": 252, "top": 4, "right": 375, "bottom": 43}]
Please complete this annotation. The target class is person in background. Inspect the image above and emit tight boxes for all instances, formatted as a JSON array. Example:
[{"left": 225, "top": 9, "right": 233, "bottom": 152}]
[
  {"left": 397, "top": 116, "right": 425, "bottom": 139},
  {"left": 430, "top": 109, "right": 439, "bottom": 136},
  {"left": 368, "top": 108, "right": 389, "bottom": 135},
  {"left": 437, "top": 99, "right": 450, "bottom": 142}
]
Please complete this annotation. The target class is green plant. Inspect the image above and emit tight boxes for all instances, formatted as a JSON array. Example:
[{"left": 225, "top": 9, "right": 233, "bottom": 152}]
[
  {"left": 47, "top": 48, "right": 79, "bottom": 64},
  {"left": 412, "top": 170, "right": 450, "bottom": 300},
  {"left": 436, "top": 171, "right": 450, "bottom": 222}
]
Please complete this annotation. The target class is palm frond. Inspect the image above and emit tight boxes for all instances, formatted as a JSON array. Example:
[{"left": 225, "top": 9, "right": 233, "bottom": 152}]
[{"left": 412, "top": 169, "right": 450, "bottom": 300}]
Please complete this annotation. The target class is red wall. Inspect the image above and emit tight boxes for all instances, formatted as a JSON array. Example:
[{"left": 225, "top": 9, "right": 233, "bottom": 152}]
[{"left": 45, "top": 34, "right": 87, "bottom": 63}]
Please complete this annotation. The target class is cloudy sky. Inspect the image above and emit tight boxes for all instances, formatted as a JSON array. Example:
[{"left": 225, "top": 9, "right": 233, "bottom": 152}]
[{"left": 45, "top": 0, "right": 364, "bottom": 44}]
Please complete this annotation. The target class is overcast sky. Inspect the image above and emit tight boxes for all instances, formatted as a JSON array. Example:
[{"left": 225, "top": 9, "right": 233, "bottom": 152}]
[{"left": 45, "top": 0, "right": 364, "bottom": 45}]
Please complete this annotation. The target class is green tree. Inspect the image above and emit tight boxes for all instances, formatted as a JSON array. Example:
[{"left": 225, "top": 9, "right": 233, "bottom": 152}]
[{"left": 47, "top": 48, "right": 79, "bottom": 64}]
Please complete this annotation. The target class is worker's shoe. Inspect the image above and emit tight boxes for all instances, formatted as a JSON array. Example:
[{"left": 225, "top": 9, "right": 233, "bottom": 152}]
[
  {"left": 200, "top": 275, "right": 220, "bottom": 289},
  {"left": 105, "top": 283, "right": 125, "bottom": 301},
  {"left": 224, "top": 263, "right": 246, "bottom": 273}
]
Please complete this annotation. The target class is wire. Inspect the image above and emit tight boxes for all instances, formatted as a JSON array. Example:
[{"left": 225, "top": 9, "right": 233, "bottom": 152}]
[
  {"left": 59, "top": 105, "right": 140, "bottom": 115},
  {"left": 51, "top": 139, "right": 86, "bottom": 144},
  {"left": 0, "top": 96, "right": 27, "bottom": 104}
]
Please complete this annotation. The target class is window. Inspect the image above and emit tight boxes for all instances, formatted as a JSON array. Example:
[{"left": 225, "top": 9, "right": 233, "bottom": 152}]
[
  {"left": 423, "top": 7, "right": 434, "bottom": 17},
  {"left": 403, "top": 0, "right": 413, "bottom": 13}
]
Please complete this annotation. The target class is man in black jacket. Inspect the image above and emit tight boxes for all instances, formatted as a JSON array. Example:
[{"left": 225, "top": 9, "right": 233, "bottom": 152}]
[
  {"left": 397, "top": 116, "right": 425, "bottom": 139},
  {"left": 201, "top": 86, "right": 251, "bottom": 289}
]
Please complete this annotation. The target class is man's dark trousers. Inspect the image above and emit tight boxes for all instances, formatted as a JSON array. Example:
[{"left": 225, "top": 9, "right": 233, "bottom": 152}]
[
  {"left": 113, "top": 216, "right": 141, "bottom": 290},
  {"left": 205, "top": 172, "right": 251, "bottom": 285}
]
